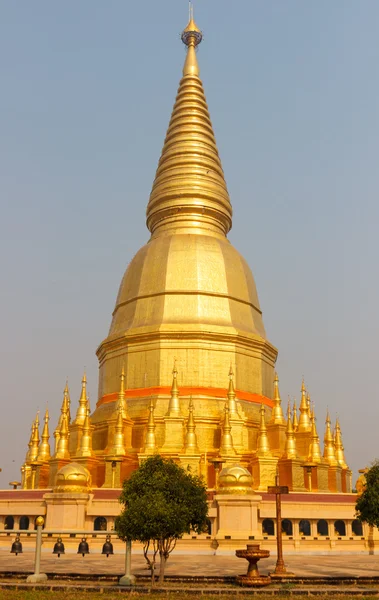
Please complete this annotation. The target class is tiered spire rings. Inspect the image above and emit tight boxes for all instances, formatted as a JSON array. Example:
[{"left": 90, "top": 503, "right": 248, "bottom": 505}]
[{"left": 146, "top": 6, "right": 232, "bottom": 237}]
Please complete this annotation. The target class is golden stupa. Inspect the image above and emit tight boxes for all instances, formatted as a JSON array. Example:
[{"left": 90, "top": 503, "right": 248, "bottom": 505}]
[{"left": 19, "top": 7, "right": 351, "bottom": 497}]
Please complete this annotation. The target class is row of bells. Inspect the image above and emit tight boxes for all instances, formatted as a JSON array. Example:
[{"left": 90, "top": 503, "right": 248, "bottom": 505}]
[{"left": 11, "top": 535, "right": 114, "bottom": 557}]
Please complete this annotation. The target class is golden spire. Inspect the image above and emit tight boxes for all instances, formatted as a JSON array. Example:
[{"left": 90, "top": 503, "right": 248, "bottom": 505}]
[
  {"left": 184, "top": 397, "right": 199, "bottom": 453},
  {"left": 146, "top": 7, "right": 232, "bottom": 237},
  {"left": 298, "top": 379, "right": 311, "bottom": 432},
  {"left": 307, "top": 409, "right": 321, "bottom": 464},
  {"left": 77, "top": 398, "right": 94, "bottom": 458},
  {"left": 55, "top": 413, "right": 70, "bottom": 460},
  {"left": 220, "top": 403, "right": 235, "bottom": 455},
  {"left": 257, "top": 404, "right": 271, "bottom": 457},
  {"left": 227, "top": 365, "right": 239, "bottom": 416},
  {"left": 306, "top": 392, "right": 312, "bottom": 419},
  {"left": 167, "top": 360, "right": 181, "bottom": 416},
  {"left": 64, "top": 380, "right": 71, "bottom": 424},
  {"left": 30, "top": 412, "right": 40, "bottom": 462},
  {"left": 269, "top": 372, "right": 285, "bottom": 425},
  {"left": 334, "top": 418, "right": 348, "bottom": 469},
  {"left": 284, "top": 401, "right": 297, "bottom": 459},
  {"left": 292, "top": 399, "right": 299, "bottom": 432},
  {"left": 25, "top": 420, "right": 35, "bottom": 463},
  {"left": 109, "top": 400, "right": 126, "bottom": 457},
  {"left": 37, "top": 409, "right": 51, "bottom": 462},
  {"left": 75, "top": 371, "right": 88, "bottom": 426},
  {"left": 55, "top": 383, "right": 70, "bottom": 445},
  {"left": 323, "top": 410, "right": 338, "bottom": 466},
  {"left": 144, "top": 399, "right": 157, "bottom": 452},
  {"left": 116, "top": 366, "right": 128, "bottom": 417}
]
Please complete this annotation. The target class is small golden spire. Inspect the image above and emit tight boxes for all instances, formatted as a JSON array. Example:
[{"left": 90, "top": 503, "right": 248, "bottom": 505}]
[
  {"left": 109, "top": 402, "right": 126, "bottom": 457},
  {"left": 146, "top": 5, "right": 232, "bottom": 238},
  {"left": 323, "top": 410, "right": 338, "bottom": 466},
  {"left": 184, "top": 397, "right": 199, "bottom": 453},
  {"left": 292, "top": 399, "right": 299, "bottom": 432},
  {"left": 116, "top": 366, "right": 128, "bottom": 417},
  {"left": 269, "top": 372, "right": 285, "bottom": 425},
  {"left": 55, "top": 383, "right": 70, "bottom": 442},
  {"left": 257, "top": 404, "right": 271, "bottom": 457},
  {"left": 30, "top": 412, "right": 40, "bottom": 463},
  {"left": 55, "top": 413, "right": 70, "bottom": 460},
  {"left": 24, "top": 420, "right": 35, "bottom": 463},
  {"left": 298, "top": 379, "right": 311, "bottom": 433},
  {"left": 77, "top": 398, "right": 94, "bottom": 458},
  {"left": 220, "top": 403, "right": 235, "bottom": 455},
  {"left": 334, "top": 418, "right": 348, "bottom": 469},
  {"left": 64, "top": 380, "right": 71, "bottom": 424},
  {"left": 227, "top": 365, "right": 239, "bottom": 416},
  {"left": 307, "top": 409, "right": 321, "bottom": 464},
  {"left": 144, "top": 399, "right": 157, "bottom": 452},
  {"left": 167, "top": 360, "right": 181, "bottom": 416},
  {"left": 75, "top": 371, "right": 88, "bottom": 426},
  {"left": 37, "top": 409, "right": 51, "bottom": 462},
  {"left": 306, "top": 392, "right": 312, "bottom": 419},
  {"left": 284, "top": 401, "right": 297, "bottom": 459}
]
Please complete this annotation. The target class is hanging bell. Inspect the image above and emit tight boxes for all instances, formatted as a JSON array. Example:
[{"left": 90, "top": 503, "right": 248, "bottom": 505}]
[
  {"left": 102, "top": 535, "right": 114, "bottom": 557},
  {"left": 53, "top": 537, "right": 65, "bottom": 557},
  {"left": 77, "top": 537, "right": 89, "bottom": 556},
  {"left": 11, "top": 535, "right": 23, "bottom": 555}
]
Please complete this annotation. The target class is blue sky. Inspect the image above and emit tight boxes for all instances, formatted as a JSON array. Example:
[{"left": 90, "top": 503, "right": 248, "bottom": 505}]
[{"left": 1, "top": 0, "right": 378, "bottom": 486}]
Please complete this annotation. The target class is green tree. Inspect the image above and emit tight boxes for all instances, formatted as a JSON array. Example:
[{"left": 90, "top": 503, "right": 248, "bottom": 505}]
[
  {"left": 115, "top": 455, "right": 208, "bottom": 584},
  {"left": 356, "top": 461, "right": 379, "bottom": 527}
]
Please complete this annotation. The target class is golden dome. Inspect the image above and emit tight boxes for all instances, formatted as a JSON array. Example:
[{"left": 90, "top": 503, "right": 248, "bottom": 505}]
[
  {"left": 54, "top": 462, "right": 92, "bottom": 494},
  {"left": 109, "top": 234, "right": 266, "bottom": 340},
  {"left": 218, "top": 464, "right": 253, "bottom": 494}
]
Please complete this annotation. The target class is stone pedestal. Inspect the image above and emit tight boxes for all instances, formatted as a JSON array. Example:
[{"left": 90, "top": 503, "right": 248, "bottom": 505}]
[
  {"left": 250, "top": 457, "right": 278, "bottom": 491},
  {"left": 161, "top": 417, "right": 184, "bottom": 452},
  {"left": 178, "top": 454, "right": 201, "bottom": 474},
  {"left": 267, "top": 424, "right": 287, "bottom": 455},
  {"left": 328, "top": 465, "right": 342, "bottom": 493},
  {"left": 43, "top": 493, "right": 91, "bottom": 530},
  {"left": 215, "top": 493, "right": 262, "bottom": 539},
  {"left": 278, "top": 458, "right": 306, "bottom": 492}
]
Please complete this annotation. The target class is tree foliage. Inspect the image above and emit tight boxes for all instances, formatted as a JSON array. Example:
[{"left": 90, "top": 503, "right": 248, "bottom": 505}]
[
  {"left": 115, "top": 455, "right": 208, "bottom": 583},
  {"left": 356, "top": 461, "right": 379, "bottom": 528}
]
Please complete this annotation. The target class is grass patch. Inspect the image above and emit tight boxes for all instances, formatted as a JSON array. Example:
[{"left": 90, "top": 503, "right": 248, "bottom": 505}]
[{"left": 0, "top": 591, "right": 375, "bottom": 600}]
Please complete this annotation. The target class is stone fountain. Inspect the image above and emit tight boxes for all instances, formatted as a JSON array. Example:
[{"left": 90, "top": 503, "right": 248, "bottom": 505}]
[{"left": 235, "top": 543, "right": 271, "bottom": 587}]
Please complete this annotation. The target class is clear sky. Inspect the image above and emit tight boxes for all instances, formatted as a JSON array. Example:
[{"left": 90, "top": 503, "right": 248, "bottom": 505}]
[{"left": 1, "top": 0, "right": 378, "bottom": 487}]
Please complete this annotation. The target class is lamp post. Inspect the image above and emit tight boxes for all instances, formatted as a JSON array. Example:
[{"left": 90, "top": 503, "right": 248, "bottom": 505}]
[
  {"left": 26, "top": 516, "right": 47, "bottom": 583},
  {"left": 267, "top": 472, "right": 294, "bottom": 578},
  {"left": 119, "top": 540, "right": 136, "bottom": 587}
]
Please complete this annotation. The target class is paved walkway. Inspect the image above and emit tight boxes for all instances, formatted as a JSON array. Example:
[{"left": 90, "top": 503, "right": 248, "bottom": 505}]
[{"left": 0, "top": 550, "right": 378, "bottom": 578}]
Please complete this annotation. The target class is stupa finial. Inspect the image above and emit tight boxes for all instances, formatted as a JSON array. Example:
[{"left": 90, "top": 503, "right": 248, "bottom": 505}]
[
  {"left": 257, "top": 404, "right": 271, "bottom": 457},
  {"left": 75, "top": 371, "right": 88, "bottom": 426},
  {"left": 37, "top": 409, "right": 51, "bottom": 463},
  {"left": 284, "top": 400, "right": 297, "bottom": 459},
  {"left": 167, "top": 359, "right": 181, "bottom": 416},
  {"left": 269, "top": 372, "right": 285, "bottom": 425},
  {"left": 181, "top": 2, "right": 203, "bottom": 48}
]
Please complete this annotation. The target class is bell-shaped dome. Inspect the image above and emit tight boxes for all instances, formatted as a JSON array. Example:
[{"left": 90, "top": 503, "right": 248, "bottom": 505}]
[
  {"left": 109, "top": 234, "right": 266, "bottom": 340},
  {"left": 54, "top": 462, "right": 92, "bottom": 494},
  {"left": 218, "top": 464, "right": 253, "bottom": 494}
]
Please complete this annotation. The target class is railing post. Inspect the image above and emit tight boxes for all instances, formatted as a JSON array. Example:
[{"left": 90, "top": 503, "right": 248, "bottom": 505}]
[
  {"left": 119, "top": 540, "right": 136, "bottom": 587},
  {"left": 27, "top": 516, "right": 47, "bottom": 583}
]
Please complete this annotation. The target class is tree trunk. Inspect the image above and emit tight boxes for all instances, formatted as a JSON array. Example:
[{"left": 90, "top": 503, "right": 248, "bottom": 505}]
[{"left": 159, "top": 550, "right": 166, "bottom": 583}]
